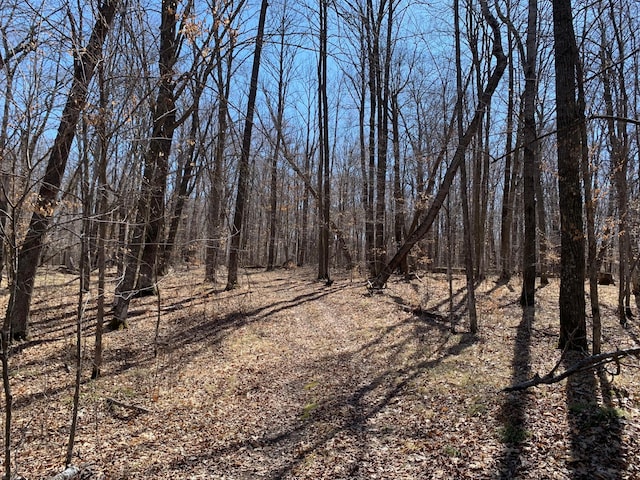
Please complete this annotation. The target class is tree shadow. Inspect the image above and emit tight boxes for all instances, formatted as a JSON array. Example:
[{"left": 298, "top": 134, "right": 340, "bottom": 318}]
[
  {"left": 564, "top": 352, "right": 625, "bottom": 479},
  {"left": 163, "top": 325, "right": 478, "bottom": 479},
  {"left": 158, "top": 289, "right": 335, "bottom": 361},
  {"left": 496, "top": 305, "right": 534, "bottom": 478}
]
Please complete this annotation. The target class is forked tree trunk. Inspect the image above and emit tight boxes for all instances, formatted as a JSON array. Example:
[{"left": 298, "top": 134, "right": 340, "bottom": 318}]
[{"left": 112, "top": 0, "right": 179, "bottom": 326}]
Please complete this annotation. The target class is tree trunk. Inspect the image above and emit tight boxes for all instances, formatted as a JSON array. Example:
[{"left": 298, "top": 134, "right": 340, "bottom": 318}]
[
  {"left": 267, "top": 17, "right": 287, "bottom": 271},
  {"left": 317, "top": 0, "right": 331, "bottom": 281},
  {"left": 160, "top": 111, "right": 205, "bottom": 275},
  {"left": 500, "top": 22, "right": 515, "bottom": 282},
  {"left": 454, "top": 0, "right": 477, "bottom": 333},
  {"left": 112, "top": 0, "right": 179, "bottom": 326},
  {"left": 391, "top": 93, "right": 406, "bottom": 275},
  {"left": 205, "top": 43, "right": 233, "bottom": 282},
  {"left": 92, "top": 63, "right": 109, "bottom": 379},
  {"left": 6, "top": 0, "right": 120, "bottom": 340},
  {"left": 297, "top": 143, "right": 312, "bottom": 267},
  {"left": 599, "top": 5, "right": 631, "bottom": 325},
  {"left": 226, "top": 0, "right": 268, "bottom": 289},
  {"left": 520, "top": 0, "right": 538, "bottom": 307},
  {"left": 552, "top": 0, "right": 587, "bottom": 351}
]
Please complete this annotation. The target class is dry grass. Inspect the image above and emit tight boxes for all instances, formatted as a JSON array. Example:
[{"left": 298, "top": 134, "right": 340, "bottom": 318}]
[{"left": 1, "top": 266, "right": 640, "bottom": 479}]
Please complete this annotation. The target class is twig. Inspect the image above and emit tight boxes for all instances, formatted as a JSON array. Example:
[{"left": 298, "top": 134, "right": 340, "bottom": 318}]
[{"left": 503, "top": 347, "right": 640, "bottom": 392}]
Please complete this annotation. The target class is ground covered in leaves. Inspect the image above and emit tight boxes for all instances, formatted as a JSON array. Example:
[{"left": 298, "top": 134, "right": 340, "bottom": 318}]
[{"left": 2, "top": 266, "right": 640, "bottom": 479}]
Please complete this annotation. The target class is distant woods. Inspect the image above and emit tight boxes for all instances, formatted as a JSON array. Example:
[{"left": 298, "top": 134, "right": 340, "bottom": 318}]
[{"left": 0, "top": 0, "right": 639, "bottom": 345}]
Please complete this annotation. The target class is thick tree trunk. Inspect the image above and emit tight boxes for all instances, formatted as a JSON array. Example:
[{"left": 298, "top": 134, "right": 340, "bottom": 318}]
[
  {"left": 112, "top": 0, "right": 178, "bottom": 326},
  {"left": 6, "top": 0, "right": 119, "bottom": 340},
  {"left": 553, "top": 0, "right": 587, "bottom": 351}
]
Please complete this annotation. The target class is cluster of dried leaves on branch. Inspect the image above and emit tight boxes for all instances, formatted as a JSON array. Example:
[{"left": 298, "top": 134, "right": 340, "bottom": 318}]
[{"left": 2, "top": 266, "right": 640, "bottom": 479}]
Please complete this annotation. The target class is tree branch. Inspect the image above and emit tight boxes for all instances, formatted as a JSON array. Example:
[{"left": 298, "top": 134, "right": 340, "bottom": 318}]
[{"left": 503, "top": 347, "right": 640, "bottom": 392}]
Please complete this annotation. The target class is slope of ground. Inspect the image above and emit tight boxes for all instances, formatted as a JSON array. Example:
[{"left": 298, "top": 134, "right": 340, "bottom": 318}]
[{"left": 1, "top": 266, "right": 639, "bottom": 479}]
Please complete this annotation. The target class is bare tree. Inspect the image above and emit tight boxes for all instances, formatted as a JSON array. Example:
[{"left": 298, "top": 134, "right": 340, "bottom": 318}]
[
  {"left": 520, "top": 0, "right": 539, "bottom": 307},
  {"left": 226, "top": 0, "right": 269, "bottom": 289},
  {"left": 372, "top": 0, "right": 506, "bottom": 290},
  {"left": 454, "top": 0, "right": 477, "bottom": 333},
  {"left": 112, "top": 0, "right": 182, "bottom": 327}
]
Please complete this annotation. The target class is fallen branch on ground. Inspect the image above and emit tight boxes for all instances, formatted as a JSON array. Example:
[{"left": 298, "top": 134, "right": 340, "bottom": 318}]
[
  {"left": 49, "top": 465, "right": 80, "bottom": 480},
  {"left": 106, "top": 397, "right": 151, "bottom": 414},
  {"left": 503, "top": 347, "right": 640, "bottom": 392}
]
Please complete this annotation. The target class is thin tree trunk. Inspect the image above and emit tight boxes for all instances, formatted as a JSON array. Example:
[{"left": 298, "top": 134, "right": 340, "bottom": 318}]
[
  {"left": 160, "top": 111, "right": 206, "bottom": 274},
  {"left": 520, "top": 0, "right": 538, "bottom": 307},
  {"left": 267, "top": 19, "right": 287, "bottom": 271},
  {"left": 454, "top": 0, "right": 477, "bottom": 333},
  {"left": 226, "top": 0, "right": 268, "bottom": 289},
  {"left": 317, "top": 0, "right": 331, "bottom": 281},
  {"left": 205, "top": 46, "right": 233, "bottom": 282},
  {"left": 500, "top": 21, "right": 515, "bottom": 281},
  {"left": 297, "top": 143, "right": 312, "bottom": 267},
  {"left": 92, "top": 64, "right": 108, "bottom": 379},
  {"left": 599, "top": 3, "right": 631, "bottom": 324},
  {"left": 391, "top": 93, "right": 406, "bottom": 275},
  {"left": 534, "top": 141, "right": 548, "bottom": 285}
]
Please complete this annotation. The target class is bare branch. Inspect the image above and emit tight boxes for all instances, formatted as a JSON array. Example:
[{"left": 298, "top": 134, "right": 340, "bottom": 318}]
[{"left": 503, "top": 347, "right": 640, "bottom": 392}]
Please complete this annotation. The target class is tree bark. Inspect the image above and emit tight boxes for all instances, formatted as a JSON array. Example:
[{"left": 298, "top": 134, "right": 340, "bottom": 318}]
[
  {"left": 391, "top": 93, "right": 406, "bottom": 275},
  {"left": 520, "top": 0, "right": 538, "bottom": 307},
  {"left": 317, "top": 0, "right": 331, "bottom": 281},
  {"left": 552, "top": 0, "right": 587, "bottom": 351},
  {"left": 267, "top": 15, "right": 287, "bottom": 271},
  {"left": 205, "top": 34, "right": 233, "bottom": 282},
  {"left": 500, "top": 22, "right": 515, "bottom": 282},
  {"left": 454, "top": 0, "right": 477, "bottom": 333}
]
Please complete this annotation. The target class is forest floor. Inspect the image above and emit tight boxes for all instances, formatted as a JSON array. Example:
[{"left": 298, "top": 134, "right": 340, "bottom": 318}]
[{"left": 2, "top": 265, "right": 640, "bottom": 479}]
